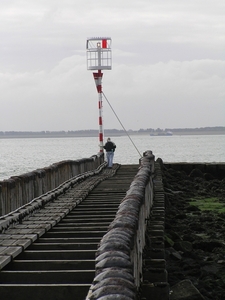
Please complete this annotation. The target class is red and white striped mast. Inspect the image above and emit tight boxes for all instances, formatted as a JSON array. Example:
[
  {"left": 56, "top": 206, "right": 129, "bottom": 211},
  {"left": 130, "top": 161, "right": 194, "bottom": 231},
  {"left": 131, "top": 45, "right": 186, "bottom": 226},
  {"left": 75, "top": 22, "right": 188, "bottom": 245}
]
[{"left": 86, "top": 37, "right": 112, "bottom": 153}]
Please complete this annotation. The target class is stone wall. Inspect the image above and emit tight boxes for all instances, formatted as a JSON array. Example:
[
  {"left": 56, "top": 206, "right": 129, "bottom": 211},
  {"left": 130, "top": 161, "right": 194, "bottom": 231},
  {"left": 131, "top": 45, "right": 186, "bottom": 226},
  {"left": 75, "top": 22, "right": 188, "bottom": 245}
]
[{"left": 86, "top": 150, "right": 156, "bottom": 299}]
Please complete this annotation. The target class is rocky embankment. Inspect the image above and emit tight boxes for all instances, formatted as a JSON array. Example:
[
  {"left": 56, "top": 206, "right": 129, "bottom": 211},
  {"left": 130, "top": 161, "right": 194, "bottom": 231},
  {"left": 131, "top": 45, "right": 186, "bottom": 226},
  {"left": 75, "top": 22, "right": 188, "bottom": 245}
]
[{"left": 160, "top": 160, "right": 225, "bottom": 300}]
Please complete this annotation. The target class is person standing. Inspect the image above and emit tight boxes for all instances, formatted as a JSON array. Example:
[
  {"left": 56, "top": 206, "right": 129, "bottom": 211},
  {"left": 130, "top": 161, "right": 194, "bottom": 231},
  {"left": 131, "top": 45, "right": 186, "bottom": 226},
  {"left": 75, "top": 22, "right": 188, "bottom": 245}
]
[{"left": 103, "top": 138, "right": 116, "bottom": 168}]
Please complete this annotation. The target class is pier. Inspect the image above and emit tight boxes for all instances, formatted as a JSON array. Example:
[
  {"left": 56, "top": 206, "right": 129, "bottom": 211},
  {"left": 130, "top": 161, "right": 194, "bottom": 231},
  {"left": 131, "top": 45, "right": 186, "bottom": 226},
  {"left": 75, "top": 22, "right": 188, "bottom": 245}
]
[{"left": 0, "top": 152, "right": 225, "bottom": 299}]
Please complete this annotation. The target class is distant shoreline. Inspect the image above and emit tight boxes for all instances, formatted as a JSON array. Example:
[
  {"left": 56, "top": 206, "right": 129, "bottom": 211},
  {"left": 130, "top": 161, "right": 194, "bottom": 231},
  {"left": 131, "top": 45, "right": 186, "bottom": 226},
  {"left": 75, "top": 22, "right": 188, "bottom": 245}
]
[{"left": 0, "top": 128, "right": 224, "bottom": 139}]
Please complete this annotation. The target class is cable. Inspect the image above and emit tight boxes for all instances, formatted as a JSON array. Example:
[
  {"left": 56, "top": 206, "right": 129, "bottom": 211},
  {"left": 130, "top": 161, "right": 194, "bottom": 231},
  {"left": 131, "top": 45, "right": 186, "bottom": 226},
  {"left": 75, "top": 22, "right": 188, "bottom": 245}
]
[{"left": 102, "top": 91, "right": 142, "bottom": 158}]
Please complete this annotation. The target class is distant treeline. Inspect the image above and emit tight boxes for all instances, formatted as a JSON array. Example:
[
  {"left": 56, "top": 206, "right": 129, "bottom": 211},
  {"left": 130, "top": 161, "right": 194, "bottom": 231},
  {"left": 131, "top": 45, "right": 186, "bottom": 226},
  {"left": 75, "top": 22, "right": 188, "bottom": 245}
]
[
  {"left": 0, "top": 130, "right": 99, "bottom": 136},
  {"left": 145, "top": 126, "right": 225, "bottom": 134},
  {"left": 0, "top": 127, "right": 224, "bottom": 138}
]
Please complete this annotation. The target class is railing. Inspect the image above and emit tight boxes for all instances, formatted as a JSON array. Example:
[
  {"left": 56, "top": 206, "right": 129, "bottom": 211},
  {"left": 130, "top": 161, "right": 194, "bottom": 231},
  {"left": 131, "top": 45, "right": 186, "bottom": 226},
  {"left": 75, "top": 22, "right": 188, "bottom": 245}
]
[
  {"left": 86, "top": 150, "right": 155, "bottom": 299},
  {"left": 0, "top": 153, "right": 104, "bottom": 216}
]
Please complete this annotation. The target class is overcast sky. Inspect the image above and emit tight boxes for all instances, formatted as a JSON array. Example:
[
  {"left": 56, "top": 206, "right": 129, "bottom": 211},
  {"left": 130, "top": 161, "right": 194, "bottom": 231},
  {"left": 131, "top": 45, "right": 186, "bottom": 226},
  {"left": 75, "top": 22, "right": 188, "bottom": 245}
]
[{"left": 0, "top": 0, "right": 224, "bottom": 131}]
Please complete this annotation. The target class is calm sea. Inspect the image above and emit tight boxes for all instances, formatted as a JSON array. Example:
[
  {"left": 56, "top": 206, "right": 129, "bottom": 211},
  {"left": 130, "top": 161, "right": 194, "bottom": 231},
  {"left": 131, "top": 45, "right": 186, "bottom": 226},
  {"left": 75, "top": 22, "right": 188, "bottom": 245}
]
[{"left": 0, "top": 135, "right": 224, "bottom": 181}]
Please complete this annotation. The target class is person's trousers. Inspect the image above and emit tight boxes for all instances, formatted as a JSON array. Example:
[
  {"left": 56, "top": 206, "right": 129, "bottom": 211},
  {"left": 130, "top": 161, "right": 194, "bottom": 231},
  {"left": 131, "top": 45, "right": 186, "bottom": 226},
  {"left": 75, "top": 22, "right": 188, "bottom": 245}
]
[{"left": 106, "top": 151, "right": 114, "bottom": 167}]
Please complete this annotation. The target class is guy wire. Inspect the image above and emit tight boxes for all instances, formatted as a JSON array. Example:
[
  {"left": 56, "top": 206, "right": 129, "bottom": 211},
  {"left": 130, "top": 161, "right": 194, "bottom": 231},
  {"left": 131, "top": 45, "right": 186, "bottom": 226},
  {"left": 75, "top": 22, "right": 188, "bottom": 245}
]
[{"left": 102, "top": 91, "right": 142, "bottom": 158}]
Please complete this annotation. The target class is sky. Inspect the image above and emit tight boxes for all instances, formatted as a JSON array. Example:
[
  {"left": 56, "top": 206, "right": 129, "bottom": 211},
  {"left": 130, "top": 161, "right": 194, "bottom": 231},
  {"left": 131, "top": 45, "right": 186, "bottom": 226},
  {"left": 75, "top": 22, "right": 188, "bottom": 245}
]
[{"left": 0, "top": 0, "right": 224, "bottom": 131}]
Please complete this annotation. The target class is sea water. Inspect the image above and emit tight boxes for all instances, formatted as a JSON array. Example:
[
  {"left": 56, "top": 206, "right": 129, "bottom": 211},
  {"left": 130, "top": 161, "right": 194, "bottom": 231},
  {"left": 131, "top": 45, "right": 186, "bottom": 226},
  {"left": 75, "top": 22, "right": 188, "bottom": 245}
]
[{"left": 0, "top": 135, "right": 224, "bottom": 181}]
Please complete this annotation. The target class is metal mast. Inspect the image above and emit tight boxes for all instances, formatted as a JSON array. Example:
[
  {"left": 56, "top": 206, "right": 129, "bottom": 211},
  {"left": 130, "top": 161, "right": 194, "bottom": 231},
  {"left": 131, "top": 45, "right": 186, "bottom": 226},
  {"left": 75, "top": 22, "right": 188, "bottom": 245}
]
[{"left": 86, "top": 37, "right": 112, "bottom": 153}]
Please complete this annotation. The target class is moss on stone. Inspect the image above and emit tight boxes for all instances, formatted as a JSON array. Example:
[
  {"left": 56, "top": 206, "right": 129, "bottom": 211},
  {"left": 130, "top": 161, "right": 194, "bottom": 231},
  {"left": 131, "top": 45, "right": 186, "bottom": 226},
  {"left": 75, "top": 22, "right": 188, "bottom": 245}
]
[{"left": 189, "top": 197, "right": 225, "bottom": 213}]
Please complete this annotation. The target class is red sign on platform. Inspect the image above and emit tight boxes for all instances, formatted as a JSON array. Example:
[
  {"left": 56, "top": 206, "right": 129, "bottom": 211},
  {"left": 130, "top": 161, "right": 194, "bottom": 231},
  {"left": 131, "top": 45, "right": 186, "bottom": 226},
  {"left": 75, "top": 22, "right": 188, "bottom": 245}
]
[{"left": 102, "top": 39, "right": 107, "bottom": 48}]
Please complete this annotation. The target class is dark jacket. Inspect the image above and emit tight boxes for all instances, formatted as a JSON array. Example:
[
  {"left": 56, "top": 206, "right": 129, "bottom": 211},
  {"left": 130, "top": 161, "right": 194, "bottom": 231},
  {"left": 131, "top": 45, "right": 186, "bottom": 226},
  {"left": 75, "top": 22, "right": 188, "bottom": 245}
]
[{"left": 103, "top": 141, "right": 116, "bottom": 152}]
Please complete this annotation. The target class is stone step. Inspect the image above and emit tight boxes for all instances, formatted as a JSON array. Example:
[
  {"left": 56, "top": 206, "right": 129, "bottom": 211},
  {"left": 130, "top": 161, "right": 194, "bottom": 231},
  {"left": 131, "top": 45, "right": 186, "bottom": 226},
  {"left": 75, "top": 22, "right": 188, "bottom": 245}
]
[
  {"left": 0, "top": 269, "right": 95, "bottom": 284},
  {"left": 66, "top": 210, "right": 118, "bottom": 215},
  {"left": 17, "top": 249, "right": 96, "bottom": 260},
  {"left": 43, "top": 230, "right": 106, "bottom": 238},
  {"left": 28, "top": 242, "right": 98, "bottom": 250},
  {"left": 3, "top": 259, "right": 95, "bottom": 271},
  {"left": 61, "top": 217, "right": 114, "bottom": 222},
  {"left": 37, "top": 237, "right": 100, "bottom": 243},
  {"left": 50, "top": 225, "right": 109, "bottom": 231},
  {"left": 0, "top": 284, "right": 90, "bottom": 300}
]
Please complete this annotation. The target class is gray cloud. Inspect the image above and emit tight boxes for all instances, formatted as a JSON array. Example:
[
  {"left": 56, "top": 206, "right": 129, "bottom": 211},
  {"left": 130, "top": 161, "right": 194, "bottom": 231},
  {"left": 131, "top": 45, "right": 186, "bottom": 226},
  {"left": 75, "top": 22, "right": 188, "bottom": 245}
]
[{"left": 0, "top": 0, "right": 224, "bottom": 131}]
